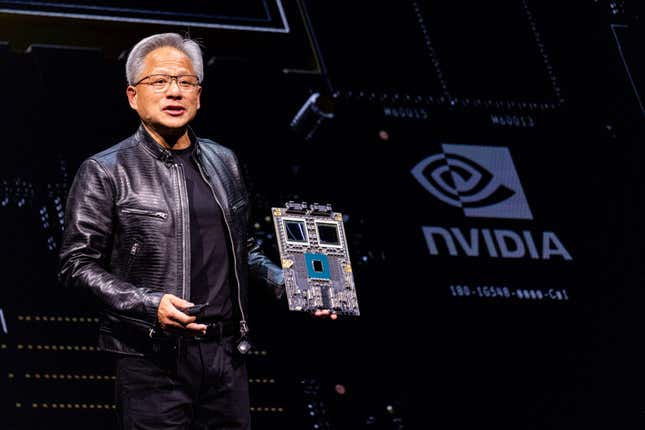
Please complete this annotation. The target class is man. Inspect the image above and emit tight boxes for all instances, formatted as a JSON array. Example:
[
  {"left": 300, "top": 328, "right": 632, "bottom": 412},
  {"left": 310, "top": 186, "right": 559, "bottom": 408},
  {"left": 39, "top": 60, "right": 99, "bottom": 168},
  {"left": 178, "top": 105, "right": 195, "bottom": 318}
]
[{"left": 58, "top": 33, "right": 332, "bottom": 429}]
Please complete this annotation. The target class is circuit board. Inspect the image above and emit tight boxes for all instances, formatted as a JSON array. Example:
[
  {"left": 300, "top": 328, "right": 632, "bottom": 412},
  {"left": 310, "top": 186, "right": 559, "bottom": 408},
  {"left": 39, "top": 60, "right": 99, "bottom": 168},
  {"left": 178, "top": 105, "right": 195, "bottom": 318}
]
[{"left": 272, "top": 202, "right": 360, "bottom": 316}]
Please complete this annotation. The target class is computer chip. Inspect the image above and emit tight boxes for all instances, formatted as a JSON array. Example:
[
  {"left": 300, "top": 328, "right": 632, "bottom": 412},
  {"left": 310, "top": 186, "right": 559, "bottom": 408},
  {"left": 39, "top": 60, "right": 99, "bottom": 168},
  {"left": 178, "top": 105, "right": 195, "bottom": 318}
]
[{"left": 272, "top": 202, "right": 360, "bottom": 316}]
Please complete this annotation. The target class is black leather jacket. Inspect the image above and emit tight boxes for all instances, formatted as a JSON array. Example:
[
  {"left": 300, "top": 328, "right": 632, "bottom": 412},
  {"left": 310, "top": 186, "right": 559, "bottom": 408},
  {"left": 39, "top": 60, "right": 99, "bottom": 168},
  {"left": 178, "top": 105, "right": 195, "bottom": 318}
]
[{"left": 58, "top": 125, "right": 284, "bottom": 355}]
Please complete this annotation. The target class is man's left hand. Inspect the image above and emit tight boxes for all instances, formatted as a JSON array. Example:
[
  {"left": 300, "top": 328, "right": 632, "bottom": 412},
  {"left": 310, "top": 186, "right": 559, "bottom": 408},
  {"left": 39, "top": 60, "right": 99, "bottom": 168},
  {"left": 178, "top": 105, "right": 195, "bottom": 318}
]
[{"left": 313, "top": 309, "right": 337, "bottom": 320}]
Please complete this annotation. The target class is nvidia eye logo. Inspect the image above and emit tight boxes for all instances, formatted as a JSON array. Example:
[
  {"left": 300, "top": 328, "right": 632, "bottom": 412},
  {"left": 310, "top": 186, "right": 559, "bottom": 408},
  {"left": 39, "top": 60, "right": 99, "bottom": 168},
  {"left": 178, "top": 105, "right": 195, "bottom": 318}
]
[{"left": 411, "top": 144, "right": 533, "bottom": 220}]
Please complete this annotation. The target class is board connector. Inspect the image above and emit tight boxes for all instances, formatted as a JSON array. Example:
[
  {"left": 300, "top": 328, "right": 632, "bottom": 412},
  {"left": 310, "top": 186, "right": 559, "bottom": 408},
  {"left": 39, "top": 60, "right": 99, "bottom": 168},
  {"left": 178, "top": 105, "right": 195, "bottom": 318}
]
[
  {"left": 310, "top": 203, "right": 332, "bottom": 215},
  {"left": 285, "top": 201, "right": 308, "bottom": 214}
]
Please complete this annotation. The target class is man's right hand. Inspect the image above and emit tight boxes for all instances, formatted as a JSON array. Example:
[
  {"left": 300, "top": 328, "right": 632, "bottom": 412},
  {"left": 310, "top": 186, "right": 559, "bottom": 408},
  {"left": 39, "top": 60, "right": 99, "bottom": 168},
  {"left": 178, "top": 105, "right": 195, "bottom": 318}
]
[{"left": 157, "top": 294, "right": 207, "bottom": 335}]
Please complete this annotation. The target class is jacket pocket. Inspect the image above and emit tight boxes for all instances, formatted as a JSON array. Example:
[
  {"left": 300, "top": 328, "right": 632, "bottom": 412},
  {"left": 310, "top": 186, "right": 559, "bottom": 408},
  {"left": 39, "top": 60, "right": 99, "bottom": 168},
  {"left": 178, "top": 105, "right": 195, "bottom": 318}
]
[
  {"left": 114, "top": 312, "right": 153, "bottom": 329},
  {"left": 120, "top": 207, "right": 168, "bottom": 220},
  {"left": 101, "top": 311, "right": 155, "bottom": 337}
]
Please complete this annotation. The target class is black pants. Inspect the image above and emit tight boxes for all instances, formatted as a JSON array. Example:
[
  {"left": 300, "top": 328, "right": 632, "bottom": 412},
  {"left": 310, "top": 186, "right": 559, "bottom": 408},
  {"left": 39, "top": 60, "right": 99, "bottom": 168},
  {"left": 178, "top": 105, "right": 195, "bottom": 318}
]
[{"left": 115, "top": 336, "right": 250, "bottom": 430}]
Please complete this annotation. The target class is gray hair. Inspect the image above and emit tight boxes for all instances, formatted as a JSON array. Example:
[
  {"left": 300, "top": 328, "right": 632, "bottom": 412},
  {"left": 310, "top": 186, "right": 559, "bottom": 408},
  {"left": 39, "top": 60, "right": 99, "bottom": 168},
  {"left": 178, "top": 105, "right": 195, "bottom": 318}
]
[{"left": 125, "top": 33, "right": 204, "bottom": 85}]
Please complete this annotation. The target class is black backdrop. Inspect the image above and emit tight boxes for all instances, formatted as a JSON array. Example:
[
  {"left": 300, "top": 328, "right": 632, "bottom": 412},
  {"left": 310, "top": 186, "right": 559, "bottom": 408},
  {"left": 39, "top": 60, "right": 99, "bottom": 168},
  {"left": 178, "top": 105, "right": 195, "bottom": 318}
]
[{"left": 0, "top": 1, "right": 644, "bottom": 429}]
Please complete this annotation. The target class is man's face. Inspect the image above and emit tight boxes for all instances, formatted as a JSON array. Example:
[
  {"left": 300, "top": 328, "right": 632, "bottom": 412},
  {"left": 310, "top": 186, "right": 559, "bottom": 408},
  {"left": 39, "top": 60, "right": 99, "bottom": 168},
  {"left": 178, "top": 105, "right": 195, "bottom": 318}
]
[{"left": 126, "top": 46, "right": 201, "bottom": 133}]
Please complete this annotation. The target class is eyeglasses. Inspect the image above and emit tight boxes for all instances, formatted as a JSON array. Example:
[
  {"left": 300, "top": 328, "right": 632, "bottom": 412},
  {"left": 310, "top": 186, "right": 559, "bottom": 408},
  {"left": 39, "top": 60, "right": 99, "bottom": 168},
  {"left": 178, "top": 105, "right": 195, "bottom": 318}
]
[{"left": 134, "top": 74, "right": 200, "bottom": 92}]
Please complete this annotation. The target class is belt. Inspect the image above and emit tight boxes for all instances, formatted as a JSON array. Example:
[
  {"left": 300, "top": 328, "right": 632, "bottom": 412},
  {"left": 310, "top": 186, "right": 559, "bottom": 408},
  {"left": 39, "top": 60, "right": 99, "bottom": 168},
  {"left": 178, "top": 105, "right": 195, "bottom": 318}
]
[
  {"left": 193, "top": 320, "right": 236, "bottom": 342},
  {"left": 146, "top": 320, "right": 236, "bottom": 340},
  {"left": 144, "top": 321, "right": 236, "bottom": 355},
  {"left": 107, "top": 319, "right": 237, "bottom": 356}
]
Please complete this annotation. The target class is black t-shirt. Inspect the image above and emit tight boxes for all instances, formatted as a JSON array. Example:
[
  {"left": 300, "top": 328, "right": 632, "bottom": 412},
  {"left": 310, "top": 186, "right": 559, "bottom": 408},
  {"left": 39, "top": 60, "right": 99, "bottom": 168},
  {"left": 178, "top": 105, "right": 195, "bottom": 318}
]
[{"left": 172, "top": 145, "right": 232, "bottom": 321}]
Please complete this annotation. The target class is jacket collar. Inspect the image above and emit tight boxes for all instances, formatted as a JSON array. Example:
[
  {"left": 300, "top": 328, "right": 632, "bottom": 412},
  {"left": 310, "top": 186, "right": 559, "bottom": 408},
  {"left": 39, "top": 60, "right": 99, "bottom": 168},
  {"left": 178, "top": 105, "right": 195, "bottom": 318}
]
[{"left": 135, "top": 124, "right": 199, "bottom": 162}]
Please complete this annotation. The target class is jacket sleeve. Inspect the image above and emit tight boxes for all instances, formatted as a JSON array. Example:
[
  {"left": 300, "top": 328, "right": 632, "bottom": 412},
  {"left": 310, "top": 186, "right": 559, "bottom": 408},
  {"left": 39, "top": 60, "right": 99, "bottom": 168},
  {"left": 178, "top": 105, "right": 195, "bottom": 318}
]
[
  {"left": 58, "top": 158, "right": 163, "bottom": 321},
  {"left": 247, "top": 237, "right": 285, "bottom": 301}
]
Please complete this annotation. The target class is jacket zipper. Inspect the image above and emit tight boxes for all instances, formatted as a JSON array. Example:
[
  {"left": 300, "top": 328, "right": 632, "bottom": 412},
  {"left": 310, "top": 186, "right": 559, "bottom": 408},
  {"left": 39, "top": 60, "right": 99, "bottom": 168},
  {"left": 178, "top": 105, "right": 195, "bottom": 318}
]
[
  {"left": 121, "top": 207, "right": 168, "bottom": 219},
  {"left": 194, "top": 158, "right": 249, "bottom": 337},
  {"left": 123, "top": 241, "right": 140, "bottom": 279},
  {"left": 173, "top": 163, "right": 191, "bottom": 302},
  {"left": 231, "top": 200, "right": 247, "bottom": 212}
]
